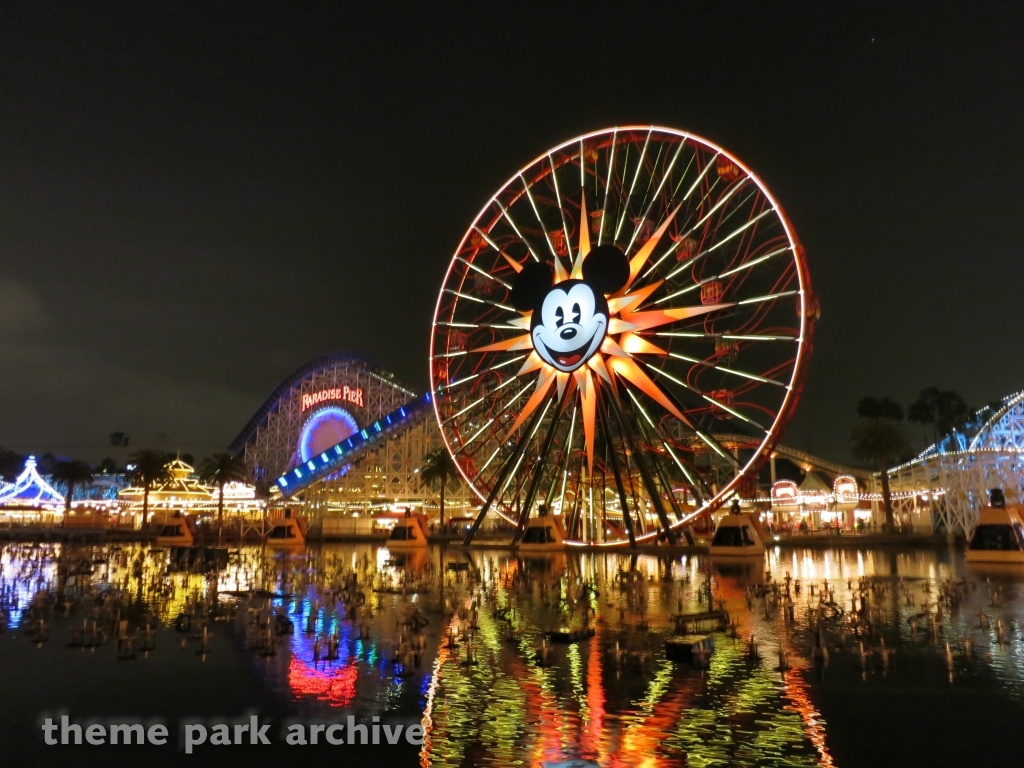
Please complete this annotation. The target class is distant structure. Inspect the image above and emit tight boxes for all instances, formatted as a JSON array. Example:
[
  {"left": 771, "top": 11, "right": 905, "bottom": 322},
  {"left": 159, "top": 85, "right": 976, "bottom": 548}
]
[
  {"left": 886, "top": 390, "right": 1024, "bottom": 535},
  {"left": 0, "top": 456, "right": 65, "bottom": 521},
  {"left": 117, "top": 457, "right": 262, "bottom": 524},
  {"left": 229, "top": 353, "right": 474, "bottom": 529}
]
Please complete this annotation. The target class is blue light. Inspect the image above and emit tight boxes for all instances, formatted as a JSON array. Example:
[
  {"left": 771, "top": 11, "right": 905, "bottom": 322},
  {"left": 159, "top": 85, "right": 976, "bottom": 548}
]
[
  {"left": 299, "top": 406, "right": 358, "bottom": 464},
  {"left": 277, "top": 394, "right": 433, "bottom": 496},
  {"left": 279, "top": 477, "right": 288, "bottom": 487}
]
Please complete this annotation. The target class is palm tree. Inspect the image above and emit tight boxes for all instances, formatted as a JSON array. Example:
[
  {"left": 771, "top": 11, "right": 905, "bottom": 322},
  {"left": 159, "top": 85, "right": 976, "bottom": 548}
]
[
  {"left": 51, "top": 460, "right": 95, "bottom": 516},
  {"left": 198, "top": 453, "right": 249, "bottom": 543},
  {"left": 850, "top": 398, "right": 911, "bottom": 532},
  {"left": 419, "top": 448, "right": 460, "bottom": 531},
  {"left": 253, "top": 479, "right": 272, "bottom": 538},
  {"left": 907, "top": 387, "right": 971, "bottom": 447},
  {"left": 128, "top": 450, "right": 172, "bottom": 526},
  {"left": 109, "top": 432, "right": 130, "bottom": 470},
  {"left": 0, "top": 447, "right": 23, "bottom": 482}
]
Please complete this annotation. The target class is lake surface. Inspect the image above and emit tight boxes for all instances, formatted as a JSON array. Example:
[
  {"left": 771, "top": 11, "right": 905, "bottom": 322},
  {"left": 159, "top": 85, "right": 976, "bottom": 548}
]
[{"left": 2, "top": 541, "right": 1023, "bottom": 767}]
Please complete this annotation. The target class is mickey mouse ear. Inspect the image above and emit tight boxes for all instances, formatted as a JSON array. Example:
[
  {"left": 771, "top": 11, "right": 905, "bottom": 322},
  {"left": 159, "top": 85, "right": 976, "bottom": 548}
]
[
  {"left": 582, "top": 244, "right": 630, "bottom": 295},
  {"left": 510, "top": 261, "right": 554, "bottom": 311}
]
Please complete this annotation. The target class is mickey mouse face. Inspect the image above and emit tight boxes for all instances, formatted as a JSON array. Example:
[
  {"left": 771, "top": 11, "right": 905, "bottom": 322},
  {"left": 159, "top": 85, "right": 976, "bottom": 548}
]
[
  {"left": 510, "top": 245, "right": 630, "bottom": 373},
  {"left": 533, "top": 280, "right": 607, "bottom": 371}
]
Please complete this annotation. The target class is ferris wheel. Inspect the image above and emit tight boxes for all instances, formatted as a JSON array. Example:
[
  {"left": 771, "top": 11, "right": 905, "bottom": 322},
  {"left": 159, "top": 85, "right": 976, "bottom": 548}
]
[{"left": 430, "top": 126, "right": 816, "bottom": 547}]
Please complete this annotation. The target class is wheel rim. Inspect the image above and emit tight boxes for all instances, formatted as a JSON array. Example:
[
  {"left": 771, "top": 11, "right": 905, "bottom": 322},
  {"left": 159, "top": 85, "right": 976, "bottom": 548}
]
[{"left": 430, "top": 126, "right": 815, "bottom": 546}]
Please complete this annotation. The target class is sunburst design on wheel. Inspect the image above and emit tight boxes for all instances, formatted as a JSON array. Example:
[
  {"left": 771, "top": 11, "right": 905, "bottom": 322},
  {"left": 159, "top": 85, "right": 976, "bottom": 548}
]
[{"left": 430, "top": 126, "right": 816, "bottom": 547}]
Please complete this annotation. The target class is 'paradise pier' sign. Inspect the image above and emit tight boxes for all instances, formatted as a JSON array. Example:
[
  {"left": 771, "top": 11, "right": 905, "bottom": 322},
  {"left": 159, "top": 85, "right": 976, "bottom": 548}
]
[{"left": 301, "top": 386, "right": 365, "bottom": 412}]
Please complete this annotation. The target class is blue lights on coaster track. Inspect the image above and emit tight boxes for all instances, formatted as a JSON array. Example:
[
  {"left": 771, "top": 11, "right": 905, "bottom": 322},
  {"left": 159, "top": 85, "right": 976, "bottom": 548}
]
[
  {"left": 277, "top": 392, "right": 434, "bottom": 497},
  {"left": 298, "top": 406, "right": 358, "bottom": 464}
]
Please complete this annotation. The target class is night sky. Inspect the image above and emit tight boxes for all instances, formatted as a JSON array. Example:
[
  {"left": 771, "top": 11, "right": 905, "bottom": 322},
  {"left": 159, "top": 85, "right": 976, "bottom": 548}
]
[{"left": 2, "top": 2, "right": 1022, "bottom": 465}]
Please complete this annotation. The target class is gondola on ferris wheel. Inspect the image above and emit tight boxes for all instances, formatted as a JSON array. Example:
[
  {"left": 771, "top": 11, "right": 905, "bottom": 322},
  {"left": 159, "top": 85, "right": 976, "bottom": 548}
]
[{"left": 429, "top": 126, "right": 817, "bottom": 548}]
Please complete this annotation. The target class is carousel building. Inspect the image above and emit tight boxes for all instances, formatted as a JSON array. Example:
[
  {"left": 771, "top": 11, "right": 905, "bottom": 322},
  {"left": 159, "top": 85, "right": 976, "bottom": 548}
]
[{"left": 0, "top": 456, "right": 65, "bottom": 523}]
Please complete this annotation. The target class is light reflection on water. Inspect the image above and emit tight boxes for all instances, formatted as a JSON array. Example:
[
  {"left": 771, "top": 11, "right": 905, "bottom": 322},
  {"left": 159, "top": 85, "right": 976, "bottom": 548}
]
[
  {"left": 421, "top": 552, "right": 830, "bottom": 768},
  {"left": 2, "top": 541, "right": 1024, "bottom": 766}
]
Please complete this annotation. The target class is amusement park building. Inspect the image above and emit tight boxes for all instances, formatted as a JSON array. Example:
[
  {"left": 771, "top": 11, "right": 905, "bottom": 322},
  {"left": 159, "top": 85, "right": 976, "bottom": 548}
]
[
  {"left": 116, "top": 457, "right": 262, "bottom": 523},
  {"left": 228, "top": 353, "right": 475, "bottom": 527},
  {"left": 226, "top": 355, "right": 884, "bottom": 537},
  {"left": 885, "top": 390, "right": 1024, "bottom": 536},
  {"left": 0, "top": 456, "right": 65, "bottom": 523}
]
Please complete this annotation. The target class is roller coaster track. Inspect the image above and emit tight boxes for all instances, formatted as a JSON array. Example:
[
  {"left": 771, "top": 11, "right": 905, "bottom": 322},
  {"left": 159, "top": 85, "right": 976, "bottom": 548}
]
[
  {"left": 275, "top": 392, "right": 434, "bottom": 498},
  {"left": 275, "top": 418, "right": 869, "bottom": 500},
  {"left": 707, "top": 433, "right": 872, "bottom": 480}
]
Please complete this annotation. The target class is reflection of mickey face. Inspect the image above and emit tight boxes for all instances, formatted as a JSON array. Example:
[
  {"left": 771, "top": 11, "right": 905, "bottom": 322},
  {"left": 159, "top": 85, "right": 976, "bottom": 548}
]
[
  {"left": 510, "top": 245, "right": 631, "bottom": 373},
  {"left": 532, "top": 281, "right": 607, "bottom": 371}
]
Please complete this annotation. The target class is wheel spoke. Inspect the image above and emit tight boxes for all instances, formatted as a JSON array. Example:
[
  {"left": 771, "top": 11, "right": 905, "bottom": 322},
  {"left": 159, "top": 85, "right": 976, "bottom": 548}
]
[
  {"left": 434, "top": 127, "right": 815, "bottom": 546},
  {"left": 597, "top": 129, "right": 618, "bottom": 246},
  {"left": 614, "top": 129, "right": 652, "bottom": 242}
]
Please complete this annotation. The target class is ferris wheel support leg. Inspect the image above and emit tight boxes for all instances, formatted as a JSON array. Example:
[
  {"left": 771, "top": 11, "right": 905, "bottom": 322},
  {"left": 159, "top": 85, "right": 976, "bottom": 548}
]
[
  {"left": 597, "top": 398, "right": 638, "bottom": 548},
  {"left": 462, "top": 404, "right": 548, "bottom": 547},
  {"left": 541, "top": 466, "right": 562, "bottom": 516},
  {"left": 606, "top": 389, "right": 678, "bottom": 546},
  {"left": 512, "top": 394, "right": 570, "bottom": 545},
  {"left": 652, "top": 444, "right": 686, "bottom": 521},
  {"left": 631, "top": 403, "right": 695, "bottom": 520}
]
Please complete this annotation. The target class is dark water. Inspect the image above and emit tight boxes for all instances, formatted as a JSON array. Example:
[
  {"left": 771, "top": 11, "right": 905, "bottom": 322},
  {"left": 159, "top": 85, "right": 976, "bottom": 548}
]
[{"left": 2, "top": 541, "right": 1023, "bottom": 767}]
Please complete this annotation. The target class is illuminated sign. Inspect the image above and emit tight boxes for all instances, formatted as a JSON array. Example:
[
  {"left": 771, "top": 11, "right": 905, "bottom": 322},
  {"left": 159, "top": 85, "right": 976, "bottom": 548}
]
[
  {"left": 301, "top": 386, "right": 364, "bottom": 412},
  {"left": 211, "top": 481, "right": 257, "bottom": 500}
]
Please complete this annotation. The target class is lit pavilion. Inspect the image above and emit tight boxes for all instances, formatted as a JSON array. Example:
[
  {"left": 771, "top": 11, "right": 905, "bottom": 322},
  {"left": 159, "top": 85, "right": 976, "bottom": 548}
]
[
  {"left": 0, "top": 456, "right": 65, "bottom": 521},
  {"left": 117, "top": 457, "right": 263, "bottom": 521}
]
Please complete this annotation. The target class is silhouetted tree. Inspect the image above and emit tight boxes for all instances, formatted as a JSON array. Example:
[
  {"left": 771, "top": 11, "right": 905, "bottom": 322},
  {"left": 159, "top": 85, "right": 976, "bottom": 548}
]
[
  {"left": 128, "top": 450, "right": 172, "bottom": 526},
  {"left": 907, "top": 387, "right": 971, "bottom": 446},
  {"left": 851, "top": 397, "right": 911, "bottom": 532},
  {"left": 109, "top": 432, "right": 130, "bottom": 466},
  {"left": 51, "top": 460, "right": 95, "bottom": 516},
  {"left": 0, "top": 448, "right": 24, "bottom": 482},
  {"left": 36, "top": 452, "right": 59, "bottom": 476},
  {"left": 198, "top": 453, "right": 249, "bottom": 543},
  {"left": 419, "top": 448, "right": 460, "bottom": 530}
]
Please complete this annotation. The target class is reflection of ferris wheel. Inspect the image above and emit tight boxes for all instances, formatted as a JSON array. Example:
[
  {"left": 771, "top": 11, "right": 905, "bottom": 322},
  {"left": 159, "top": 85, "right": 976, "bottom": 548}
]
[{"left": 430, "top": 126, "right": 816, "bottom": 547}]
